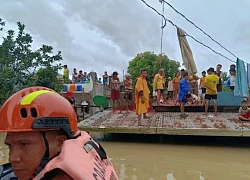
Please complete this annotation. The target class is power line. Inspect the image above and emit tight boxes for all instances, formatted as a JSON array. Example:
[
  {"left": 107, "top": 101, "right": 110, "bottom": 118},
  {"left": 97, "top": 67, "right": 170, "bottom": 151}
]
[
  {"left": 161, "top": 0, "right": 238, "bottom": 59},
  {"left": 142, "top": 0, "right": 177, "bottom": 28},
  {"left": 140, "top": 0, "right": 236, "bottom": 63},
  {"left": 186, "top": 33, "right": 235, "bottom": 62}
]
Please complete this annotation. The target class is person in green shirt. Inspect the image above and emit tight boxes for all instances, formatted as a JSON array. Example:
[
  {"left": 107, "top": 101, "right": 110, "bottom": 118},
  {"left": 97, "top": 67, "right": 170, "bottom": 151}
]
[{"left": 63, "top": 65, "right": 69, "bottom": 83}]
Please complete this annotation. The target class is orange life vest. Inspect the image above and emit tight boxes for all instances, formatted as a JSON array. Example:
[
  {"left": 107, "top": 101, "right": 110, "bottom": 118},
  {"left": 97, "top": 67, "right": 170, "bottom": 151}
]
[{"left": 34, "top": 131, "right": 118, "bottom": 180}]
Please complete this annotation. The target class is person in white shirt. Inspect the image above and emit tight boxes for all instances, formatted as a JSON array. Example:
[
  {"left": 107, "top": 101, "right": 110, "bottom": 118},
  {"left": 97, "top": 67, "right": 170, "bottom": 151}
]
[
  {"left": 167, "top": 77, "right": 173, "bottom": 101},
  {"left": 186, "top": 94, "right": 201, "bottom": 105},
  {"left": 72, "top": 68, "right": 78, "bottom": 83},
  {"left": 229, "top": 69, "right": 236, "bottom": 92}
]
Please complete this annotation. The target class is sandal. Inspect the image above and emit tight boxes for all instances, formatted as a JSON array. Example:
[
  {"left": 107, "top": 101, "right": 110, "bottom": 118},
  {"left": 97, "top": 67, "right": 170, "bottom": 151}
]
[{"left": 180, "top": 114, "right": 188, "bottom": 118}]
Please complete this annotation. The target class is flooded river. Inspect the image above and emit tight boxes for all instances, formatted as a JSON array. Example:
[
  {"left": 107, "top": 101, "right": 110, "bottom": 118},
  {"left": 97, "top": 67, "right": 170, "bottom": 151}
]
[
  {"left": 103, "top": 141, "right": 250, "bottom": 180},
  {"left": 0, "top": 134, "right": 250, "bottom": 180}
]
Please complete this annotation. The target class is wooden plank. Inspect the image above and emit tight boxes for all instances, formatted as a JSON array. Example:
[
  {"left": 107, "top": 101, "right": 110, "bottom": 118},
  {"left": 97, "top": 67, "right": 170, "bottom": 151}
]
[{"left": 156, "top": 128, "right": 243, "bottom": 136}]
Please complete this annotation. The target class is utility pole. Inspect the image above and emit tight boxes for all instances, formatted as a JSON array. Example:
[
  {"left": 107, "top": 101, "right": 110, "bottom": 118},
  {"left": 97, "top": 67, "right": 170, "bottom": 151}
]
[
  {"left": 160, "top": 0, "right": 164, "bottom": 55},
  {"left": 159, "top": 0, "right": 164, "bottom": 68}
]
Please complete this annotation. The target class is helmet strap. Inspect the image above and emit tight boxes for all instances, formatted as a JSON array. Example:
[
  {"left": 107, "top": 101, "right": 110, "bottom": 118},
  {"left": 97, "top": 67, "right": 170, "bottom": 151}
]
[{"left": 30, "top": 132, "right": 50, "bottom": 179}]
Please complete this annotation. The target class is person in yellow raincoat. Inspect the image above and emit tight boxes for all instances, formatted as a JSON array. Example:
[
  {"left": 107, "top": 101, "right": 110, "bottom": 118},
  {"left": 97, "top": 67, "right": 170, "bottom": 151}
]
[{"left": 135, "top": 69, "right": 150, "bottom": 126}]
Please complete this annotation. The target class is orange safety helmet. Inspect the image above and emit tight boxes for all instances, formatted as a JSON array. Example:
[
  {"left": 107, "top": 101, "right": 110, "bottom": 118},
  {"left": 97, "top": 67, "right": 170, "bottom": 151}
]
[{"left": 0, "top": 86, "right": 80, "bottom": 137}]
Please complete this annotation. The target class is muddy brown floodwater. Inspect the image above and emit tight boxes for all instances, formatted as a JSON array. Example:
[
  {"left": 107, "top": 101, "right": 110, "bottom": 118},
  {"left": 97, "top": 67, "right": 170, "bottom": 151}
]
[{"left": 0, "top": 134, "right": 250, "bottom": 180}]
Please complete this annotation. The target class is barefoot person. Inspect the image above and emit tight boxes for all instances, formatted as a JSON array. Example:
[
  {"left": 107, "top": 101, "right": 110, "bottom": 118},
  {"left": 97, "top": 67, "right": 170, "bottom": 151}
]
[
  {"left": 110, "top": 71, "right": 121, "bottom": 112},
  {"left": 167, "top": 77, "right": 173, "bottom": 101},
  {"left": 204, "top": 67, "right": 219, "bottom": 116},
  {"left": 199, "top": 71, "right": 206, "bottom": 105},
  {"left": 178, "top": 72, "right": 191, "bottom": 118},
  {"left": 215, "top": 64, "right": 223, "bottom": 92},
  {"left": 173, "top": 71, "right": 181, "bottom": 101},
  {"left": 124, "top": 73, "right": 133, "bottom": 111},
  {"left": 153, "top": 68, "right": 166, "bottom": 105},
  {"left": 135, "top": 69, "right": 150, "bottom": 126}
]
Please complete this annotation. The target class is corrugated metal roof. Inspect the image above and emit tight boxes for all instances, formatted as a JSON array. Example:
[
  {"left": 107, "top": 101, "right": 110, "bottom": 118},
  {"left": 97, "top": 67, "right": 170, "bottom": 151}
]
[{"left": 78, "top": 111, "right": 250, "bottom": 136}]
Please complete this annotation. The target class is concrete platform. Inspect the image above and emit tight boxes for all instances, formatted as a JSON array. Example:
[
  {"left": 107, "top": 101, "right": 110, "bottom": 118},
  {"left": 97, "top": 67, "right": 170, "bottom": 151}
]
[{"left": 78, "top": 110, "right": 250, "bottom": 137}]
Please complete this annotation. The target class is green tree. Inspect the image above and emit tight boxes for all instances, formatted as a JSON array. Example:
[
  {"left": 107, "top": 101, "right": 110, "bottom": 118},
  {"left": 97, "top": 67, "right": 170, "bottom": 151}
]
[
  {"left": 35, "top": 67, "right": 63, "bottom": 92},
  {"left": 0, "top": 18, "right": 5, "bottom": 31},
  {"left": 0, "top": 19, "right": 63, "bottom": 99},
  {"left": 127, "top": 51, "right": 180, "bottom": 95},
  {"left": 223, "top": 72, "right": 229, "bottom": 81}
]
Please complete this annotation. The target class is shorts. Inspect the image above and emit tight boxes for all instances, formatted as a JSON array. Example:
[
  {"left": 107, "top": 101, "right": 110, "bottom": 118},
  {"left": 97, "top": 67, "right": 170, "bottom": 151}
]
[
  {"left": 201, "top": 88, "right": 206, "bottom": 94},
  {"left": 205, "top": 94, "right": 217, "bottom": 100},
  {"left": 230, "top": 86, "right": 235, "bottom": 90},
  {"left": 157, "top": 89, "right": 164, "bottom": 93},
  {"left": 178, "top": 94, "right": 189, "bottom": 103},
  {"left": 241, "top": 112, "right": 250, "bottom": 119},
  {"left": 110, "top": 89, "right": 120, "bottom": 100},
  {"left": 124, "top": 90, "right": 133, "bottom": 100},
  {"left": 168, "top": 91, "right": 173, "bottom": 98},
  {"left": 103, "top": 82, "right": 108, "bottom": 86},
  {"left": 217, "top": 84, "right": 222, "bottom": 92},
  {"left": 178, "top": 98, "right": 187, "bottom": 103}
]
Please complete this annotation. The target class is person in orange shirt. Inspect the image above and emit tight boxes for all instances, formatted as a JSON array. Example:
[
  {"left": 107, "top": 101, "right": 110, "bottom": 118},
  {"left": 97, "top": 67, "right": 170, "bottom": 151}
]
[
  {"left": 135, "top": 69, "right": 150, "bottom": 126},
  {"left": 172, "top": 71, "right": 181, "bottom": 101},
  {"left": 199, "top": 71, "right": 206, "bottom": 105}
]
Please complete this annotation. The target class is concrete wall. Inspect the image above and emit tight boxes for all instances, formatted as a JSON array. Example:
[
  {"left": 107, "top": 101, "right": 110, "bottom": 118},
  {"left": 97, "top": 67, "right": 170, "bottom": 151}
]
[
  {"left": 210, "top": 92, "right": 244, "bottom": 106},
  {"left": 88, "top": 72, "right": 106, "bottom": 115}
]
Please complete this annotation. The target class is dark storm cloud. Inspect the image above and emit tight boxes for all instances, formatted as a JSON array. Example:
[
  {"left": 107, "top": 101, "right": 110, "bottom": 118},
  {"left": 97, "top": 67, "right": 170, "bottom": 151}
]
[{"left": 0, "top": 0, "right": 249, "bottom": 78}]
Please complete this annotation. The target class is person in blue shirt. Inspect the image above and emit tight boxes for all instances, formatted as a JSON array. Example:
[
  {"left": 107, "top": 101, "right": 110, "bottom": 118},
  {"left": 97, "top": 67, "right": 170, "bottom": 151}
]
[
  {"left": 178, "top": 71, "right": 191, "bottom": 117},
  {"left": 102, "top": 71, "right": 109, "bottom": 87}
]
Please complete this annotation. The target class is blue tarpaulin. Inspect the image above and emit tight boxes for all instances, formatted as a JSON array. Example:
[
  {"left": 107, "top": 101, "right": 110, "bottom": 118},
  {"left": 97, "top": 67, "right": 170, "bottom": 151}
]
[
  {"left": 234, "top": 58, "right": 249, "bottom": 97},
  {"left": 210, "top": 92, "right": 244, "bottom": 106},
  {"left": 247, "top": 63, "right": 250, "bottom": 87}
]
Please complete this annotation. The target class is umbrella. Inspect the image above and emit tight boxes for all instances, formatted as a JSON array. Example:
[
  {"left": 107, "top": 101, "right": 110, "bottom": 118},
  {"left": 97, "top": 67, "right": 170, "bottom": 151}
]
[{"left": 177, "top": 27, "right": 197, "bottom": 76}]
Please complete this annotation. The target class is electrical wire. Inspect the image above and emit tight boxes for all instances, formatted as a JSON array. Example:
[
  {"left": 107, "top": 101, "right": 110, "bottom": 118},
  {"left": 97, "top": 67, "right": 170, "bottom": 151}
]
[
  {"left": 141, "top": 0, "right": 236, "bottom": 63},
  {"left": 162, "top": 0, "right": 238, "bottom": 59}
]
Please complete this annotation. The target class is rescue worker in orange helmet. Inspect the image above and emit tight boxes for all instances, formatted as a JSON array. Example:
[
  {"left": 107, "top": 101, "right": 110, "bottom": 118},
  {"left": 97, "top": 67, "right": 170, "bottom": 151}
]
[{"left": 0, "top": 86, "right": 118, "bottom": 180}]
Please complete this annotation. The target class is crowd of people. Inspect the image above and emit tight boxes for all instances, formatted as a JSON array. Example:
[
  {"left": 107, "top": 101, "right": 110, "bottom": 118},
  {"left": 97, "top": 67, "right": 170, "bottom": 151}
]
[
  {"left": 153, "top": 64, "right": 237, "bottom": 118},
  {"left": 62, "top": 65, "right": 109, "bottom": 85},
  {"left": 62, "top": 63, "right": 249, "bottom": 125}
]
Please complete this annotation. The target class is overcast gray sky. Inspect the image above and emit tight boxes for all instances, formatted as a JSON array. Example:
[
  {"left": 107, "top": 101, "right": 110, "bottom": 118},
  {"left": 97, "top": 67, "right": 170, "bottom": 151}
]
[{"left": 0, "top": 0, "right": 249, "bottom": 79}]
